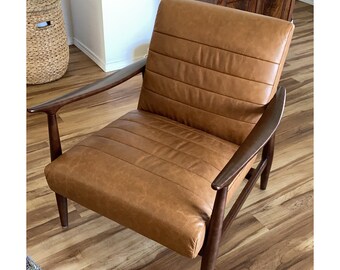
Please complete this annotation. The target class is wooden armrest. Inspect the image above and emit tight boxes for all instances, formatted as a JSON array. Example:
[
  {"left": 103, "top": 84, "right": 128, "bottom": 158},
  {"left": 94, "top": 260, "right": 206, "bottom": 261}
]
[
  {"left": 211, "top": 86, "right": 286, "bottom": 190},
  {"left": 27, "top": 58, "right": 146, "bottom": 115}
]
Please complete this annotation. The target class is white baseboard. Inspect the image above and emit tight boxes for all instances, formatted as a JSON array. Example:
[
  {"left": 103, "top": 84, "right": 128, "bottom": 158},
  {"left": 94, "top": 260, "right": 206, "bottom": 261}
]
[
  {"left": 73, "top": 37, "right": 145, "bottom": 72},
  {"left": 105, "top": 56, "right": 146, "bottom": 72},
  {"left": 299, "top": 0, "right": 313, "bottom": 5},
  {"left": 73, "top": 37, "right": 107, "bottom": 71}
]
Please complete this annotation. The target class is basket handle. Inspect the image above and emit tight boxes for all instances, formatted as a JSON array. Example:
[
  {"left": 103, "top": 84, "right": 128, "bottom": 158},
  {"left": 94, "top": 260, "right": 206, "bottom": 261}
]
[{"left": 36, "top": 21, "right": 51, "bottom": 29}]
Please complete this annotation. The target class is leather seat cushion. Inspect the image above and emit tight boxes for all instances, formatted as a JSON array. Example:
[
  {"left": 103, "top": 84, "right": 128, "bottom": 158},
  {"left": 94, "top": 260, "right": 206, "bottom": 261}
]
[{"left": 45, "top": 110, "right": 256, "bottom": 258}]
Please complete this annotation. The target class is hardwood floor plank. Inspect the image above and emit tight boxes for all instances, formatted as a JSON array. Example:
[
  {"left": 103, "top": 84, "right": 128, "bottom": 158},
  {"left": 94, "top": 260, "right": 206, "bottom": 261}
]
[{"left": 217, "top": 210, "right": 313, "bottom": 270}]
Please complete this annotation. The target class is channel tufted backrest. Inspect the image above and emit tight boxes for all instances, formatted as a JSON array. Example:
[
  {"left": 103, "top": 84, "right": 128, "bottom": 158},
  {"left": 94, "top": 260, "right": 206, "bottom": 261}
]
[{"left": 138, "top": 0, "right": 294, "bottom": 145}]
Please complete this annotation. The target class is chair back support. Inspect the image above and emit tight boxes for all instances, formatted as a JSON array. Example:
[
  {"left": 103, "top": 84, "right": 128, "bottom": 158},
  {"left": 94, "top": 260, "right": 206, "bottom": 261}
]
[{"left": 138, "top": 0, "right": 294, "bottom": 145}]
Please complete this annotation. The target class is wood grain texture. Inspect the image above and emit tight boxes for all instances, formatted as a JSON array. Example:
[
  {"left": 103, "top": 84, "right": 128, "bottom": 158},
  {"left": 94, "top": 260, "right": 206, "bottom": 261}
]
[
  {"left": 199, "top": 0, "right": 295, "bottom": 20},
  {"left": 26, "top": 1, "right": 313, "bottom": 269}
]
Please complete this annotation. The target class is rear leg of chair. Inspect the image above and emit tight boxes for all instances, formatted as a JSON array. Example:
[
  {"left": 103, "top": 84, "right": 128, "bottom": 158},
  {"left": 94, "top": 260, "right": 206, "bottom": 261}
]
[
  {"left": 56, "top": 193, "right": 68, "bottom": 228},
  {"left": 260, "top": 134, "right": 275, "bottom": 190}
]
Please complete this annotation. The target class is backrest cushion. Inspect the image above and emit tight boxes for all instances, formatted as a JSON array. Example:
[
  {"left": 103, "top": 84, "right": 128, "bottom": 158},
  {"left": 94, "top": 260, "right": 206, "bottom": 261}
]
[{"left": 138, "top": 0, "right": 294, "bottom": 145}]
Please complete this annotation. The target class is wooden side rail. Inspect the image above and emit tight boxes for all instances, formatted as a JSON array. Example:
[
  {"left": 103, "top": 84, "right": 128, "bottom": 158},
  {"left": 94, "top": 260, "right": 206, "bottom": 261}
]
[
  {"left": 222, "top": 159, "right": 267, "bottom": 234},
  {"left": 200, "top": 87, "right": 286, "bottom": 270},
  {"left": 211, "top": 86, "right": 286, "bottom": 190},
  {"left": 27, "top": 58, "right": 146, "bottom": 115}
]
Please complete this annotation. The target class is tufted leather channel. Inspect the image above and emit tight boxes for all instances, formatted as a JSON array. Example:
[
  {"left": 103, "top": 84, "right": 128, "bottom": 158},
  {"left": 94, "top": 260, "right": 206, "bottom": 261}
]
[
  {"left": 139, "top": 0, "right": 294, "bottom": 145},
  {"left": 44, "top": 0, "right": 294, "bottom": 260},
  {"left": 45, "top": 110, "right": 255, "bottom": 258}
]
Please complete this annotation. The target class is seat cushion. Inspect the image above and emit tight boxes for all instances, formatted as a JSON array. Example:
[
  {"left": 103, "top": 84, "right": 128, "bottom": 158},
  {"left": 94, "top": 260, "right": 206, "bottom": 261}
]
[{"left": 45, "top": 110, "right": 255, "bottom": 258}]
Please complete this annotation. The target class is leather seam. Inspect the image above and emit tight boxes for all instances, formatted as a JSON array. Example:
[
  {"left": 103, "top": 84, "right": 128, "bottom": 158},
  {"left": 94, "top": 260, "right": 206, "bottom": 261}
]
[
  {"left": 148, "top": 49, "right": 274, "bottom": 87},
  {"left": 103, "top": 124, "right": 223, "bottom": 172},
  {"left": 75, "top": 144, "right": 214, "bottom": 211},
  {"left": 132, "top": 110, "right": 238, "bottom": 149},
  {"left": 145, "top": 67, "right": 267, "bottom": 106},
  {"left": 153, "top": 30, "right": 279, "bottom": 64},
  {"left": 91, "top": 133, "right": 214, "bottom": 183},
  {"left": 115, "top": 117, "right": 232, "bottom": 160},
  {"left": 142, "top": 86, "right": 257, "bottom": 125}
]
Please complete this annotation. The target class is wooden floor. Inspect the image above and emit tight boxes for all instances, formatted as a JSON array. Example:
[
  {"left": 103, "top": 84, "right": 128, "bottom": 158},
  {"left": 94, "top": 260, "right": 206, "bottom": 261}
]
[{"left": 26, "top": 2, "right": 313, "bottom": 269}]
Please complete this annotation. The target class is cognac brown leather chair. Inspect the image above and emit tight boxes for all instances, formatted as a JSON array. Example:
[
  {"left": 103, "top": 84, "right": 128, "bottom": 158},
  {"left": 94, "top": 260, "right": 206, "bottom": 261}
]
[{"left": 28, "top": 0, "right": 294, "bottom": 269}]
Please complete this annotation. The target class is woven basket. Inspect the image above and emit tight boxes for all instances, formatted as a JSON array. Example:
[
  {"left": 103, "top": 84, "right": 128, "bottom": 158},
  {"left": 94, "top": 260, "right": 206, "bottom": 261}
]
[{"left": 27, "top": 0, "right": 69, "bottom": 84}]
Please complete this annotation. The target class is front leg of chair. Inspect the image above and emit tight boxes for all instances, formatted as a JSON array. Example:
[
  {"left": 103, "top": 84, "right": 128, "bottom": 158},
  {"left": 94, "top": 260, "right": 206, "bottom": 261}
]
[
  {"left": 260, "top": 133, "right": 276, "bottom": 190},
  {"left": 56, "top": 193, "right": 68, "bottom": 227},
  {"left": 47, "top": 113, "right": 69, "bottom": 228},
  {"left": 201, "top": 187, "right": 228, "bottom": 270}
]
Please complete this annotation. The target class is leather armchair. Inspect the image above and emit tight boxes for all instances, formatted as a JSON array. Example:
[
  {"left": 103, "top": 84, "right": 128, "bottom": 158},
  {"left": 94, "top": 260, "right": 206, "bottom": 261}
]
[{"left": 28, "top": 0, "right": 294, "bottom": 269}]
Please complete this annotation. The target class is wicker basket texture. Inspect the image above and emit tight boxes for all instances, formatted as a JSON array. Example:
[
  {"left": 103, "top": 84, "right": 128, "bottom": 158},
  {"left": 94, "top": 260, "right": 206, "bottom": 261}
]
[{"left": 27, "top": 0, "right": 69, "bottom": 84}]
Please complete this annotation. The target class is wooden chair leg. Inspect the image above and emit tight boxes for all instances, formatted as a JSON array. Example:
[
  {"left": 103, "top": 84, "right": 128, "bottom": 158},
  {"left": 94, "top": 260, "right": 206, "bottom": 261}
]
[
  {"left": 56, "top": 193, "right": 68, "bottom": 227},
  {"left": 260, "top": 134, "right": 275, "bottom": 190},
  {"left": 46, "top": 114, "right": 68, "bottom": 227},
  {"left": 201, "top": 188, "right": 228, "bottom": 270}
]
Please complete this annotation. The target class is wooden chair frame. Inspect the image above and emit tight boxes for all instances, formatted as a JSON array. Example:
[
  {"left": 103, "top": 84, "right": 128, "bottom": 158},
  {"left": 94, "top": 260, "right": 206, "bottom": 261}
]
[{"left": 28, "top": 58, "right": 286, "bottom": 270}]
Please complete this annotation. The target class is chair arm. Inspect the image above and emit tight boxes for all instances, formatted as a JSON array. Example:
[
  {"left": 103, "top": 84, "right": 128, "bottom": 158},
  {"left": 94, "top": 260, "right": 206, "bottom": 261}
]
[
  {"left": 27, "top": 58, "right": 146, "bottom": 115},
  {"left": 211, "top": 86, "right": 286, "bottom": 190}
]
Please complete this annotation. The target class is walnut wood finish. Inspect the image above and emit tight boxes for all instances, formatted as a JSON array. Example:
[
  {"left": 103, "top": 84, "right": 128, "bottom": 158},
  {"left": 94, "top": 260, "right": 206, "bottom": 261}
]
[
  {"left": 46, "top": 113, "right": 68, "bottom": 227},
  {"left": 211, "top": 86, "right": 286, "bottom": 190},
  {"left": 201, "top": 144, "right": 268, "bottom": 268},
  {"left": 257, "top": 0, "right": 296, "bottom": 21},
  {"left": 245, "top": 168, "right": 255, "bottom": 180},
  {"left": 217, "top": 0, "right": 256, "bottom": 12},
  {"left": 201, "top": 188, "right": 228, "bottom": 270},
  {"left": 222, "top": 159, "right": 267, "bottom": 234},
  {"left": 26, "top": 2, "right": 313, "bottom": 269},
  {"left": 28, "top": 58, "right": 146, "bottom": 115},
  {"left": 199, "top": 0, "right": 296, "bottom": 21},
  {"left": 260, "top": 134, "right": 276, "bottom": 190},
  {"left": 55, "top": 193, "right": 68, "bottom": 228},
  {"left": 46, "top": 114, "right": 62, "bottom": 161}
]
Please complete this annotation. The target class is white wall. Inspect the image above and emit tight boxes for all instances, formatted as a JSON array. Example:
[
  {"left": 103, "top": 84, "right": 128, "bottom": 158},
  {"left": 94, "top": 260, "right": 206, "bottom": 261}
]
[
  {"left": 102, "top": 0, "right": 160, "bottom": 70},
  {"left": 70, "top": 0, "right": 106, "bottom": 68},
  {"left": 66, "top": 0, "right": 160, "bottom": 72},
  {"left": 61, "top": 0, "right": 74, "bottom": 45}
]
